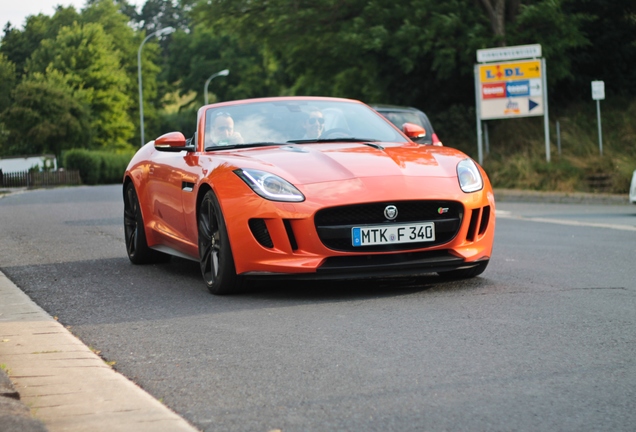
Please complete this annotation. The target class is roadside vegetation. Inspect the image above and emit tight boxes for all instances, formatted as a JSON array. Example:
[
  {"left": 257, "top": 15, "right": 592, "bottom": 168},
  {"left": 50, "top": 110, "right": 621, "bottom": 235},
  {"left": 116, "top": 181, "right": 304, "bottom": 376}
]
[
  {"left": 443, "top": 98, "right": 636, "bottom": 194},
  {"left": 0, "top": 0, "right": 634, "bottom": 193}
]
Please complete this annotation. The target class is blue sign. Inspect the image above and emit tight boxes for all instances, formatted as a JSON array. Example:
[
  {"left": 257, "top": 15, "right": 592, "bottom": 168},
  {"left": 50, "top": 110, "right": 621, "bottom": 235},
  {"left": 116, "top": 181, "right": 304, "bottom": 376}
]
[{"left": 506, "top": 80, "right": 530, "bottom": 97}]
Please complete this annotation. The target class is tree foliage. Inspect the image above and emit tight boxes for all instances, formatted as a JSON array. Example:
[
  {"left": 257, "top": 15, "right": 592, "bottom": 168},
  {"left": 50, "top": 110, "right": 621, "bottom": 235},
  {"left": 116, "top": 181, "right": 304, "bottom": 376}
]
[
  {"left": 0, "top": 71, "right": 90, "bottom": 157},
  {"left": 166, "top": 24, "right": 286, "bottom": 105},
  {"left": 0, "top": 0, "right": 635, "bottom": 159},
  {"left": 192, "top": 0, "right": 600, "bottom": 111},
  {"left": 0, "top": 54, "right": 16, "bottom": 113},
  {"left": 82, "top": 0, "right": 164, "bottom": 144},
  {"left": 27, "top": 22, "right": 135, "bottom": 151}
]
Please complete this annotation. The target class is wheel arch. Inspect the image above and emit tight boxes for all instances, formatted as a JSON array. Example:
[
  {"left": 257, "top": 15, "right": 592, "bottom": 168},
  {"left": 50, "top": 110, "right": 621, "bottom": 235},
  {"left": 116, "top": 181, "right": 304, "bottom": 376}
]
[
  {"left": 123, "top": 175, "right": 134, "bottom": 201},
  {"left": 196, "top": 182, "right": 213, "bottom": 218},
  {"left": 123, "top": 175, "right": 155, "bottom": 248}
]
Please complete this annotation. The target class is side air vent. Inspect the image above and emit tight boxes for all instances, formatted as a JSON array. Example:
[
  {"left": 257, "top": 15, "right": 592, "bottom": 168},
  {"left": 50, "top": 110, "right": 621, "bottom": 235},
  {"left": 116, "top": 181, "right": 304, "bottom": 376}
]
[
  {"left": 465, "top": 206, "right": 491, "bottom": 242},
  {"left": 466, "top": 209, "right": 480, "bottom": 242},
  {"left": 249, "top": 219, "right": 274, "bottom": 248},
  {"left": 283, "top": 219, "right": 299, "bottom": 251},
  {"left": 478, "top": 205, "right": 491, "bottom": 235}
]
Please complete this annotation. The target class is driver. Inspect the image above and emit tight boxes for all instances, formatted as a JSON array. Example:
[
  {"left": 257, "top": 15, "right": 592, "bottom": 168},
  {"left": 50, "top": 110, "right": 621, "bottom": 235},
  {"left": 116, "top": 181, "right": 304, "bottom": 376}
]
[
  {"left": 210, "top": 111, "right": 244, "bottom": 146},
  {"left": 302, "top": 108, "right": 325, "bottom": 139}
]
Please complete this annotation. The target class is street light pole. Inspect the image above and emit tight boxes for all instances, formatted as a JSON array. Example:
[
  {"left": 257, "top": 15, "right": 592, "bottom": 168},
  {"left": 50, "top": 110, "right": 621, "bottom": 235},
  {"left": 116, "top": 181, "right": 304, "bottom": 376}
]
[
  {"left": 137, "top": 26, "right": 175, "bottom": 147},
  {"left": 204, "top": 69, "right": 230, "bottom": 105}
]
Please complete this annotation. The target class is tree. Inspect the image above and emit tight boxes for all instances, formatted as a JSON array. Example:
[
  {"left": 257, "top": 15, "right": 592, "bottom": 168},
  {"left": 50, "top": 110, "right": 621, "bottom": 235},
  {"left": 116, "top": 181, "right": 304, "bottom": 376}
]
[
  {"left": 81, "top": 0, "right": 166, "bottom": 143},
  {"left": 138, "top": 0, "right": 190, "bottom": 33},
  {"left": 166, "top": 24, "right": 286, "bottom": 105},
  {"left": 0, "top": 54, "right": 17, "bottom": 153},
  {"left": 0, "top": 71, "right": 90, "bottom": 158},
  {"left": 27, "top": 22, "right": 135, "bottom": 152},
  {"left": 477, "top": 0, "right": 520, "bottom": 45},
  {"left": 561, "top": 0, "right": 636, "bottom": 99},
  {"left": 0, "top": 54, "right": 16, "bottom": 113},
  {"left": 192, "top": 0, "right": 490, "bottom": 108},
  {"left": 194, "top": 0, "right": 601, "bottom": 109},
  {"left": 0, "top": 7, "right": 81, "bottom": 79}
]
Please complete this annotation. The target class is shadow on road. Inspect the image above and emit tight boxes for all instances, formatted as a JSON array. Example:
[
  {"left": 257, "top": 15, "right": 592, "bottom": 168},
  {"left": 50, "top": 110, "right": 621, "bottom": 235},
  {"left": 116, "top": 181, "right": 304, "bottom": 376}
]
[{"left": 1, "top": 254, "right": 496, "bottom": 327}]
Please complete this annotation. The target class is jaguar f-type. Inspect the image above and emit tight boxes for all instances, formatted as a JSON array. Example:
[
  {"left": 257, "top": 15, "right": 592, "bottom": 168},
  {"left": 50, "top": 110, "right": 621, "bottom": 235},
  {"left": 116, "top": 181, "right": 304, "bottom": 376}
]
[{"left": 123, "top": 97, "right": 495, "bottom": 294}]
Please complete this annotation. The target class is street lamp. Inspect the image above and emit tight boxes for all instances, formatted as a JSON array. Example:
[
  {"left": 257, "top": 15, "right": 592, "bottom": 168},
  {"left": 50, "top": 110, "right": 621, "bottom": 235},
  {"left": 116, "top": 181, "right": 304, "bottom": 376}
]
[
  {"left": 204, "top": 69, "right": 230, "bottom": 105},
  {"left": 137, "top": 26, "right": 175, "bottom": 147}
]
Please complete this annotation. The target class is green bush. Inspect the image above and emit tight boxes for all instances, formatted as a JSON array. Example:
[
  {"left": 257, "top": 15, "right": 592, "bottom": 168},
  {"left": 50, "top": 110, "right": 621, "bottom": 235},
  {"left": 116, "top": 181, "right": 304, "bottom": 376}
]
[{"left": 63, "top": 149, "right": 134, "bottom": 185}]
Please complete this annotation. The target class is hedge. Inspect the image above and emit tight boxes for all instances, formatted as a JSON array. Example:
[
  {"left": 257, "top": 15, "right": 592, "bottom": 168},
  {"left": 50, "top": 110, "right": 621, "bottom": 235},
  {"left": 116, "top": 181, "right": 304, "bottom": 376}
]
[{"left": 63, "top": 149, "right": 134, "bottom": 185}]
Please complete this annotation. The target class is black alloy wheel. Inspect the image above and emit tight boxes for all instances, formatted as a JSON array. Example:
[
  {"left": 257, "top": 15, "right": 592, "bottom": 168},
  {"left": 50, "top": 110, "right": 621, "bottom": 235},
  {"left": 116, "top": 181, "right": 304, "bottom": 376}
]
[
  {"left": 198, "top": 190, "right": 242, "bottom": 294},
  {"left": 124, "top": 182, "right": 169, "bottom": 264}
]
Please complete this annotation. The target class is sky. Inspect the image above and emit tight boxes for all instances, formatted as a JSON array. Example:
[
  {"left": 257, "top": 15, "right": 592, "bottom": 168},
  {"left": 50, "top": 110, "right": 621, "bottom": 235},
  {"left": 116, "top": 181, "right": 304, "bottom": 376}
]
[{"left": 2, "top": 0, "right": 143, "bottom": 29}]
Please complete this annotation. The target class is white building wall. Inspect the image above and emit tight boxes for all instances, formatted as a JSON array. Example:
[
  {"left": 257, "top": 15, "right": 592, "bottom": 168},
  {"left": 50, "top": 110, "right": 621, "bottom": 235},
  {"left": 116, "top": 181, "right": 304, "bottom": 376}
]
[{"left": 0, "top": 155, "right": 58, "bottom": 172}]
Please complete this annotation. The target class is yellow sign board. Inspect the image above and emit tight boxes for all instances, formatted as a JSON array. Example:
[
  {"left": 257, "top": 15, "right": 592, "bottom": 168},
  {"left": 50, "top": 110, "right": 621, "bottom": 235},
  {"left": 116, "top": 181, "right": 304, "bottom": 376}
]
[
  {"left": 477, "top": 59, "right": 544, "bottom": 120},
  {"left": 479, "top": 60, "right": 541, "bottom": 83}
]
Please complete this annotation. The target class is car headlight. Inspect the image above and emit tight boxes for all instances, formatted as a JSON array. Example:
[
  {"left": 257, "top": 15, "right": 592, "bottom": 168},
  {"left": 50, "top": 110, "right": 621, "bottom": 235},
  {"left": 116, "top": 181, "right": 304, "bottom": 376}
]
[
  {"left": 457, "top": 158, "right": 483, "bottom": 193},
  {"left": 234, "top": 169, "right": 305, "bottom": 202}
]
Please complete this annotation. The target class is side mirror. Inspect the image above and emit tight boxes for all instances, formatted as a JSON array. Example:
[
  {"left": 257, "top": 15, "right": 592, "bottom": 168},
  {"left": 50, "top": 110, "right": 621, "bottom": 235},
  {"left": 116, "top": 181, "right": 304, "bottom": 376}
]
[
  {"left": 154, "top": 132, "right": 193, "bottom": 152},
  {"left": 402, "top": 122, "right": 427, "bottom": 140}
]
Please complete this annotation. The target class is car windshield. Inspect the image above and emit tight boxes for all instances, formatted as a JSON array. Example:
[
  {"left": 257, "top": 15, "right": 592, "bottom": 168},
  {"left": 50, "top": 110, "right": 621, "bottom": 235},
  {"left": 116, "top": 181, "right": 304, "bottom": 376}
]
[
  {"left": 204, "top": 100, "right": 408, "bottom": 149},
  {"left": 383, "top": 111, "right": 425, "bottom": 128},
  {"left": 375, "top": 109, "right": 435, "bottom": 145}
]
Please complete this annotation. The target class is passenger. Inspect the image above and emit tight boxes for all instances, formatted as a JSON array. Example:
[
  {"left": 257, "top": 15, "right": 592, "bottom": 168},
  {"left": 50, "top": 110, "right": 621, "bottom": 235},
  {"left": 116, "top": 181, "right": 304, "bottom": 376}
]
[
  {"left": 210, "top": 111, "right": 244, "bottom": 146},
  {"left": 301, "top": 108, "right": 325, "bottom": 139}
]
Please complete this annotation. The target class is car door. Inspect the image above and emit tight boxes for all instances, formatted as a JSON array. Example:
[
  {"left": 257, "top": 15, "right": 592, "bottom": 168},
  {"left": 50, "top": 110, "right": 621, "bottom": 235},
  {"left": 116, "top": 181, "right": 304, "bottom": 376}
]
[{"left": 147, "top": 151, "right": 191, "bottom": 244}]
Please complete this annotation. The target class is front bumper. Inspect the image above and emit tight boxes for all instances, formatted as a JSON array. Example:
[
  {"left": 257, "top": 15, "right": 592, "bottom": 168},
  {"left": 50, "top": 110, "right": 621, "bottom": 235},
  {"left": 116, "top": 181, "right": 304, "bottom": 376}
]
[
  {"left": 241, "top": 250, "right": 489, "bottom": 281},
  {"left": 218, "top": 175, "right": 496, "bottom": 276}
]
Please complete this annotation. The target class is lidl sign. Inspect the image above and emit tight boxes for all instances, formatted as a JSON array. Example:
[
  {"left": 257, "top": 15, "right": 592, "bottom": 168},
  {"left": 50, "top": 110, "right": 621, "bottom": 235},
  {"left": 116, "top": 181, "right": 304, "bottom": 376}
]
[{"left": 477, "top": 59, "right": 544, "bottom": 120}]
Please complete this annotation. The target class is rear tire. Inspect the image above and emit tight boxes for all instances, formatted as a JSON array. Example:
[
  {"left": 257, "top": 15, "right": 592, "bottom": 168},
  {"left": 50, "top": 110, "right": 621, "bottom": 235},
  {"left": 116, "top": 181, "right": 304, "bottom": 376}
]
[
  {"left": 198, "top": 190, "right": 243, "bottom": 295},
  {"left": 124, "top": 183, "right": 170, "bottom": 264},
  {"left": 437, "top": 260, "right": 489, "bottom": 280}
]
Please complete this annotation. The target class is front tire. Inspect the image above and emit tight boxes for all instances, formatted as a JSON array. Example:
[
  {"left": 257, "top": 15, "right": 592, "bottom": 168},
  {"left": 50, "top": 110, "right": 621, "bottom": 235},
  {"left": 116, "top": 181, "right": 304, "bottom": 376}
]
[
  {"left": 198, "top": 190, "right": 243, "bottom": 294},
  {"left": 123, "top": 183, "right": 170, "bottom": 264}
]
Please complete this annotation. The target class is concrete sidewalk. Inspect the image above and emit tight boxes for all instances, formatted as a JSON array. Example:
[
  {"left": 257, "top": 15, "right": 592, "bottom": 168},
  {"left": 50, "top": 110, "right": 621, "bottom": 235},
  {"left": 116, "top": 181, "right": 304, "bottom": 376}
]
[{"left": 0, "top": 271, "right": 199, "bottom": 432}]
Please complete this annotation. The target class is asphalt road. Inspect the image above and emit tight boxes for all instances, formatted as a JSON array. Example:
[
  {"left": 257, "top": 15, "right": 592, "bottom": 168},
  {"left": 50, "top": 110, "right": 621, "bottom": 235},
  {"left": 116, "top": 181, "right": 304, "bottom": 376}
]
[{"left": 1, "top": 185, "right": 635, "bottom": 431}]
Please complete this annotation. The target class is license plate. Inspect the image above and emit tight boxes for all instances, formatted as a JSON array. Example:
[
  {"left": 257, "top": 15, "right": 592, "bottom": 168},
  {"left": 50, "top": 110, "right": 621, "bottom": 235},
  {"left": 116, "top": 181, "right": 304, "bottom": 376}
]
[{"left": 352, "top": 222, "right": 435, "bottom": 247}]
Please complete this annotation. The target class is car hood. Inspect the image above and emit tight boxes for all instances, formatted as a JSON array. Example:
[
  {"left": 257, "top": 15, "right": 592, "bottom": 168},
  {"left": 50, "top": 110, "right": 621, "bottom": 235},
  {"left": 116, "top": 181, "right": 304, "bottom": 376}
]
[{"left": 219, "top": 142, "right": 467, "bottom": 185}]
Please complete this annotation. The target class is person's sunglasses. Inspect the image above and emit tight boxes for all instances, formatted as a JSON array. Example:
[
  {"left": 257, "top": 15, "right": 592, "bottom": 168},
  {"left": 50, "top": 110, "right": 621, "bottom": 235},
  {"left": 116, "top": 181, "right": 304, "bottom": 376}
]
[{"left": 307, "top": 117, "right": 325, "bottom": 125}]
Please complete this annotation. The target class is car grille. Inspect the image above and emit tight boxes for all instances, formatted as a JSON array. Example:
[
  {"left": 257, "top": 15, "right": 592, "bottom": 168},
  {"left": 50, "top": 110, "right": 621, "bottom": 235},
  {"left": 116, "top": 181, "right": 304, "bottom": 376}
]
[{"left": 314, "top": 200, "right": 463, "bottom": 252}]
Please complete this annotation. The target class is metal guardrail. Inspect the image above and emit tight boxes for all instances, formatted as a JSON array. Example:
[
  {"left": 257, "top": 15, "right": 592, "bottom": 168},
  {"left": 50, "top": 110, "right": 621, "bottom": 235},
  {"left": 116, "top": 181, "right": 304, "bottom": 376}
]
[{"left": 0, "top": 170, "right": 82, "bottom": 188}]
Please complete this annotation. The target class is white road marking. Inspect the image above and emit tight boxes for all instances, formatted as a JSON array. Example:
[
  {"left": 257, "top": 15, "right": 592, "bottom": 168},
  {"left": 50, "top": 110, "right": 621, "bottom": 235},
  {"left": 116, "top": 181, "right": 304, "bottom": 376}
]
[{"left": 495, "top": 210, "right": 636, "bottom": 232}]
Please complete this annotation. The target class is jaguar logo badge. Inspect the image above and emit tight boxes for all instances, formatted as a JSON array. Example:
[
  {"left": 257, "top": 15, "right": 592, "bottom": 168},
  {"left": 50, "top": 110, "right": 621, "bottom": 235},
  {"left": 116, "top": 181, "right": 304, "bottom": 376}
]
[{"left": 384, "top": 205, "right": 398, "bottom": 220}]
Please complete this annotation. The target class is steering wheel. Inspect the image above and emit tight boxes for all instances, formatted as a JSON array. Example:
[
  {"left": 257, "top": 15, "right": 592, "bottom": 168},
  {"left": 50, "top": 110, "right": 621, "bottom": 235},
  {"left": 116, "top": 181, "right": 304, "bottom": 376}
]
[{"left": 321, "top": 128, "right": 351, "bottom": 139}]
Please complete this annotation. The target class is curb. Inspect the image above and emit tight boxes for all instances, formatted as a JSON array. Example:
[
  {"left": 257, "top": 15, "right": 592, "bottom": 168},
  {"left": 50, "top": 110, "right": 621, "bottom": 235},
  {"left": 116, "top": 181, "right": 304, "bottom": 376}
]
[
  {"left": 0, "top": 271, "right": 199, "bottom": 432},
  {"left": 493, "top": 188, "right": 630, "bottom": 205}
]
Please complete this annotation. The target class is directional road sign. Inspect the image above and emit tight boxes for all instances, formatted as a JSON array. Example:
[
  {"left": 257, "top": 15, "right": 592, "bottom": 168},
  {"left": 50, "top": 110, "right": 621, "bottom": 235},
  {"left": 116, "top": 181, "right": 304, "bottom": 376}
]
[
  {"left": 591, "top": 81, "right": 605, "bottom": 100},
  {"left": 477, "top": 59, "right": 544, "bottom": 120}
]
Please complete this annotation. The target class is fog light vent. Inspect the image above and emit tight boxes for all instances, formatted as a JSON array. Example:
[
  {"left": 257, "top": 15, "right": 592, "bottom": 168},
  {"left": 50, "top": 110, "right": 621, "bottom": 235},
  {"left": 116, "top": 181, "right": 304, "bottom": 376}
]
[
  {"left": 466, "top": 209, "right": 480, "bottom": 242},
  {"left": 283, "top": 219, "right": 298, "bottom": 251},
  {"left": 478, "top": 205, "right": 491, "bottom": 235},
  {"left": 249, "top": 219, "right": 274, "bottom": 248}
]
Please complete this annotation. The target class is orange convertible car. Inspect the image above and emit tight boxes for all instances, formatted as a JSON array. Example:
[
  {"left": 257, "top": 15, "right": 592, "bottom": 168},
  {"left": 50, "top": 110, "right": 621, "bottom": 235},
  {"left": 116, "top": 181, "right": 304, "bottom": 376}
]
[{"left": 123, "top": 97, "right": 495, "bottom": 294}]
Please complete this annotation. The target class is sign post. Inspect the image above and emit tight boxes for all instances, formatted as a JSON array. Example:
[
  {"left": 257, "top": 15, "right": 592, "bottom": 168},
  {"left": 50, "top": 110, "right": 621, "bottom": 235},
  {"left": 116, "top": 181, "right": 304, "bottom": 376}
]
[
  {"left": 475, "top": 44, "right": 549, "bottom": 163},
  {"left": 591, "top": 81, "right": 605, "bottom": 156}
]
